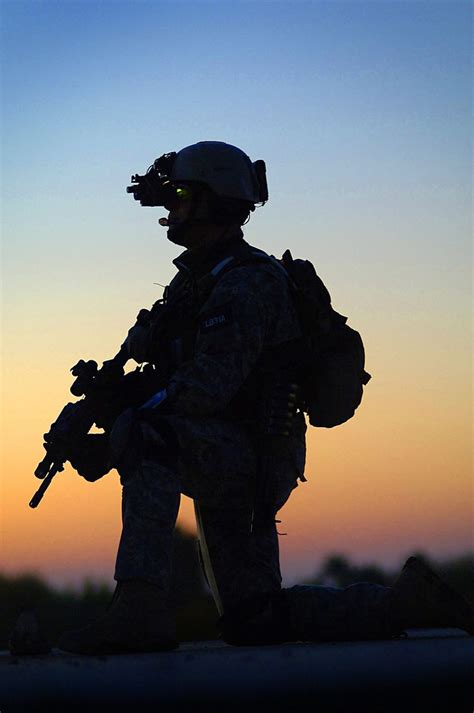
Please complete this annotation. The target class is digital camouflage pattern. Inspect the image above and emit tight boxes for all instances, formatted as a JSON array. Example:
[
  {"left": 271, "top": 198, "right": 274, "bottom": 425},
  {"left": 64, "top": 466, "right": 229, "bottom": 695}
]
[
  {"left": 115, "top": 412, "right": 305, "bottom": 611},
  {"left": 116, "top": 230, "right": 305, "bottom": 610},
  {"left": 115, "top": 230, "right": 397, "bottom": 641}
]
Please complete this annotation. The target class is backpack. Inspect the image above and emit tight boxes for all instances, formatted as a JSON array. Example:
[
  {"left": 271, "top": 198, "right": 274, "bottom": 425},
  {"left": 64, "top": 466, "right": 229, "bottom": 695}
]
[
  {"left": 192, "top": 240, "right": 371, "bottom": 428},
  {"left": 279, "top": 250, "right": 371, "bottom": 428}
]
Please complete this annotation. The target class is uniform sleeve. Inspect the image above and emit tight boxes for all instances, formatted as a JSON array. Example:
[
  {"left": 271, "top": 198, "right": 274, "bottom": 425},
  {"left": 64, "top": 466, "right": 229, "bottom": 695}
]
[{"left": 166, "top": 266, "right": 278, "bottom": 416}]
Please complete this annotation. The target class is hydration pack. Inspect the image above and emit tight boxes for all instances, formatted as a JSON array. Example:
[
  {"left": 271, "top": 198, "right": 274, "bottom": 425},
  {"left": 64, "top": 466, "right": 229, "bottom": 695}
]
[{"left": 279, "top": 250, "right": 371, "bottom": 428}]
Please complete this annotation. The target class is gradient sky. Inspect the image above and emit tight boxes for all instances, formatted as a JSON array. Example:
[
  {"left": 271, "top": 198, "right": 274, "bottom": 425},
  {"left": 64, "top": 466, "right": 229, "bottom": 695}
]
[{"left": 1, "top": 0, "right": 472, "bottom": 588}]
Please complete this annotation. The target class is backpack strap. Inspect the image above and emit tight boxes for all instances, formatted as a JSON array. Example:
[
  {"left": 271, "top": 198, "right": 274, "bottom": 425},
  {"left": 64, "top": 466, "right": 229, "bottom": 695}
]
[{"left": 196, "top": 242, "right": 280, "bottom": 300}]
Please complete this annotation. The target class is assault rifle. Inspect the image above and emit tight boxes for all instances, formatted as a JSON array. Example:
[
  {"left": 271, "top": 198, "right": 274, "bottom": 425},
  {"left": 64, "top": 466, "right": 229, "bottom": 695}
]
[{"left": 31, "top": 310, "right": 163, "bottom": 509}]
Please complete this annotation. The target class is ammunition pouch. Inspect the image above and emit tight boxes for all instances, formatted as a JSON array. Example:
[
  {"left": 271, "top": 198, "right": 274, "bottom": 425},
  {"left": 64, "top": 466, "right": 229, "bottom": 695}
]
[{"left": 249, "top": 347, "right": 301, "bottom": 526}]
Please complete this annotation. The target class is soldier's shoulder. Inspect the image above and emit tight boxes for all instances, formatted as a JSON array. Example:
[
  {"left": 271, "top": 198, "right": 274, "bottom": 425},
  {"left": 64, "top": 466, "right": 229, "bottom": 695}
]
[
  {"left": 217, "top": 248, "right": 289, "bottom": 294},
  {"left": 212, "top": 264, "right": 286, "bottom": 309}
]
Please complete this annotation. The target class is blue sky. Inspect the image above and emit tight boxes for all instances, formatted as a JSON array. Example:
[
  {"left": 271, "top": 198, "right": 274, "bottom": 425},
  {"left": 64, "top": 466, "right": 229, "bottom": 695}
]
[
  {"left": 3, "top": 1, "right": 471, "bottom": 278},
  {"left": 2, "top": 0, "right": 471, "bottom": 354}
]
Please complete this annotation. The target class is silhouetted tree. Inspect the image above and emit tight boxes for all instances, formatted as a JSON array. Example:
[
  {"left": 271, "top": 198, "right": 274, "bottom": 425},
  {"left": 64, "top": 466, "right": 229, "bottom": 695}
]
[{"left": 315, "top": 554, "right": 389, "bottom": 587}]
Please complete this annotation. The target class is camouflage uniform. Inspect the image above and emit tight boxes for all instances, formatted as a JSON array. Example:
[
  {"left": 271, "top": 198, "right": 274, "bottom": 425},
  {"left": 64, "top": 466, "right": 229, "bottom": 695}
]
[{"left": 115, "top": 228, "right": 396, "bottom": 642}]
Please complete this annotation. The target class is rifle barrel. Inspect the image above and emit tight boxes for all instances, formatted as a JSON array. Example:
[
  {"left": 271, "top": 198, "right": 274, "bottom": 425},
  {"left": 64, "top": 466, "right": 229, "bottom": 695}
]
[{"left": 29, "top": 464, "right": 61, "bottom": 509}]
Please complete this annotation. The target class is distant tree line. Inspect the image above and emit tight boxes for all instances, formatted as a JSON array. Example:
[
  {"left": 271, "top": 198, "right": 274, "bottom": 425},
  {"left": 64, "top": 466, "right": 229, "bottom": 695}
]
[
  {"left": 1, "top": 526, "right": 218, "bottom": 650},
  {"left": 1, "top": 532, "right": 472, "bottom": 650}
]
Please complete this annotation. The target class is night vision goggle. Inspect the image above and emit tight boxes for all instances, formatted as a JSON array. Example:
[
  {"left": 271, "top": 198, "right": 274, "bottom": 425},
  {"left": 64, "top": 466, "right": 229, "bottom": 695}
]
[{"left": 126, "top": 152, "right": 192, "bottom": 208}]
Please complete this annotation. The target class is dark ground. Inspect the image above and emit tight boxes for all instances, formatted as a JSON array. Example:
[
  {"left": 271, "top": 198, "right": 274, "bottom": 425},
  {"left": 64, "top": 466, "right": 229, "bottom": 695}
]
[
  {"left": 2, "top": 549, "right": 472, "bottom": 711},
  {"left": 1, "top": 629, "right": 473, "bottom": 713}
]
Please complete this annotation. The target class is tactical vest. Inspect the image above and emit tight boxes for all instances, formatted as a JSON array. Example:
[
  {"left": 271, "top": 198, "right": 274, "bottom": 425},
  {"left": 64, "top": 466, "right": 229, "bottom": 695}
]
[{"left": 145, "top": 240, "right": 299, "bottom": 425}]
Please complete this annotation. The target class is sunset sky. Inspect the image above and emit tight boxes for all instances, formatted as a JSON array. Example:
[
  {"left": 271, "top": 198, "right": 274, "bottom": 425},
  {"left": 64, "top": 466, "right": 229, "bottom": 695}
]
[{"left": 1, "top": 0, "right": 472, "bottom": 589}]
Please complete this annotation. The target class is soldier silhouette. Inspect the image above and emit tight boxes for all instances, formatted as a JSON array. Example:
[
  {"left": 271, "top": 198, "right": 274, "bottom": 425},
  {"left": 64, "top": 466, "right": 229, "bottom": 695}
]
[{"left": 58, "top": 142, "right": 473, "bottom": 653}]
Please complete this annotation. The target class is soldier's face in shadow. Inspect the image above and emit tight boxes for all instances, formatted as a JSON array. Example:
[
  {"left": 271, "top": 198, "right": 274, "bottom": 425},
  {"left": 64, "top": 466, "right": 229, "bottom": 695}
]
[
  {"left": 166, "top": 188, "right": 228, "bottom": 252},
  {"left": 168, "top": 191, "right": 193, "bottom": 225}
]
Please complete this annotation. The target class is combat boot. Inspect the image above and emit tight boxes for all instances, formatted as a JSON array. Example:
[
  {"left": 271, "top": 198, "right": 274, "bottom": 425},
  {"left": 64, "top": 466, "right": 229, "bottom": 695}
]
[
  {"left": 58, "top": 580, "right": 178, "bottom": 654},
  {"left": 391, "top": 556, "right": 473, "bottom": 635}
]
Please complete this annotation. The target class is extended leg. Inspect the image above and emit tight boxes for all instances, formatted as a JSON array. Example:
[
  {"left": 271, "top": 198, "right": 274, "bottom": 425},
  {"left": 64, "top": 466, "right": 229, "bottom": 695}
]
[{"left": 283, "top": 582, "right": 396, "bottom": 641}]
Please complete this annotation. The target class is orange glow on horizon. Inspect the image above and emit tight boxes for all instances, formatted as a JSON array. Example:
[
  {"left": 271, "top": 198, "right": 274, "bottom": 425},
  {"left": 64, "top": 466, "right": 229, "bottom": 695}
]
[{"left": 2, "top": 385, "right": 471, "bottom": 587}]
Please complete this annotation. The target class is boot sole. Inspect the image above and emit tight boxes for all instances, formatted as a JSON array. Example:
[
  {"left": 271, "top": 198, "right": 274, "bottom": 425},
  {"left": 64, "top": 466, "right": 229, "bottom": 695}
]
[{"left": 399, "top": 558, "right": 473, "bottom": 634}]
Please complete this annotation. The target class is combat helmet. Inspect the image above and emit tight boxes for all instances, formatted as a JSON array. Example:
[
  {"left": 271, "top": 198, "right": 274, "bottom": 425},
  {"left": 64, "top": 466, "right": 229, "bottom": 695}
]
[
  {"left": 126, "top": 141, "right": 268, "bottom": 230},
  {"left": 170, "top": 141, "right": 268, "bottom": 205}
]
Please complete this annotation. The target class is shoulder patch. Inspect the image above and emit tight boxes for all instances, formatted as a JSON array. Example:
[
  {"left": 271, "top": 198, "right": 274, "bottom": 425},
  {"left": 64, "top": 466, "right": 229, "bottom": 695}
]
[{"left": 199, "top": 303, "right": 233, "bottom": 333}]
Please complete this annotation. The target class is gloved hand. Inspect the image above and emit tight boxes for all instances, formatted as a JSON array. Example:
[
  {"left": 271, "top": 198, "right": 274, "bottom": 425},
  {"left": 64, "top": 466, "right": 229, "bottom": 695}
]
[
  {"left": 109, "top": 396, "right": 169, "bottom": 474},
  {"left": 67, "top": 433, "right": 111, "bottom": 482},
  {"left": 125, "top": 309, "right": 152, "bottom": 363}
]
